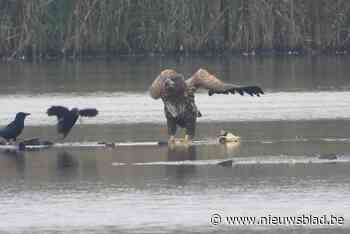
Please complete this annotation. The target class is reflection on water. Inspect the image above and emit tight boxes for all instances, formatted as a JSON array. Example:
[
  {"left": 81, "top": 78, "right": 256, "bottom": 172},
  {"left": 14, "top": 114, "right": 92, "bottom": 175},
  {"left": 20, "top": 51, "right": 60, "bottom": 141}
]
[
  {"left": 0, "top": 150, "right": 26, "bottom": 178},
  {"left": 166, "top": 146, "right": 197, "bottom": 184},
  {"left": 0, "top": 56, "right": 350, "bottom": 233},
  {"left": 55, "top": 151, "right": 79, "bottom": 179},
  {"left": 56, "top": 151, "right": 78, "bottom": 168},
  {"left": 167, "top": 145, "right": 197, "bottom": 161},
  {"left": 0, "top": 121, "right": 349, "bottom": 233}
]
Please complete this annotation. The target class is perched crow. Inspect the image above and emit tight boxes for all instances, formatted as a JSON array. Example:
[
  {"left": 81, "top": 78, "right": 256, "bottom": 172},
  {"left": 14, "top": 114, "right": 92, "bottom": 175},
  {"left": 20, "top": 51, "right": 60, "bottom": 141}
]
[
  {"left": 47, "top": 106, "right": 98, "bottom": 139},
  {"left": 0, "top": 112, "right": 30, "bottom": 142},
  {"left": 150, "top": 68, "right": 264, "bottom": 143}
]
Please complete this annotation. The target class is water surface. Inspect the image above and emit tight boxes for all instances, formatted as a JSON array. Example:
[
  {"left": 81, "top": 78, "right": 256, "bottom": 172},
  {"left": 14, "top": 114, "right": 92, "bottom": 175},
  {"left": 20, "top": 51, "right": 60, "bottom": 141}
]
[{"left": 0, "top": 56, "right": 349, "bottom": 233}]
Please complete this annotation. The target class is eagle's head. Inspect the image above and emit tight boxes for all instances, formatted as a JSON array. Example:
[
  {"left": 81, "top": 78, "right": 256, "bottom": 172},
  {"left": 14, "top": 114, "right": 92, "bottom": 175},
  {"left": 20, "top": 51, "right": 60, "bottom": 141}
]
[{"left": 164, "top": 74, "right": 186, "bottom": 98}]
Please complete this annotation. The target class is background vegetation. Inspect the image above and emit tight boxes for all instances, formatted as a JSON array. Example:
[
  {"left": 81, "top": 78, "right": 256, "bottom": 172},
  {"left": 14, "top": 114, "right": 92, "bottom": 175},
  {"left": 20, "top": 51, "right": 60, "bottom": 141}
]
[{"left": 1, "top": 0, "right": 350, "bottom": 59}]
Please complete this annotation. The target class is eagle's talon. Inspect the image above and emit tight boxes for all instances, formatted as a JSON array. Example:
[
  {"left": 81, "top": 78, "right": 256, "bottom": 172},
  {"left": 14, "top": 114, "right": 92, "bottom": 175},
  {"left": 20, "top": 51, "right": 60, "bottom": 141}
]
[{"left": 183, "top": 135, "right": 193, "bottom": 144}]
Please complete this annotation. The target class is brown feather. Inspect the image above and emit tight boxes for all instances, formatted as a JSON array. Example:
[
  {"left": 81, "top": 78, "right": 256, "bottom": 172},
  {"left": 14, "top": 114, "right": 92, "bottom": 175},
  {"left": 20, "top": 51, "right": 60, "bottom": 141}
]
[
  {"left": 186, "top": 68, "right": 226, "bottom": 92},
  {"left": 149, "top": 69, "right": 179, "bottom": 99},
  {"left": 186, "top": 68, "right": 264, "bottom": 96}
]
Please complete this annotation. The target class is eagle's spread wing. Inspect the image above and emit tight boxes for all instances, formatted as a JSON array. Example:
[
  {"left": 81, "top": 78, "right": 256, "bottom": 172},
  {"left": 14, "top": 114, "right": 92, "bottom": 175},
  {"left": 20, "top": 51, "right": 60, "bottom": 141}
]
[
  {"left": 79, "top": 108, "right": 98, "bottom": 117},
  {"left": 149, "top": 69, "right": 179, "bottom": 99},
  {"left": 47, "top": 106, "right": 70, "bottom": 119},
  {"left": 185, "top": 68, "right": 264, "bottom": 96}
]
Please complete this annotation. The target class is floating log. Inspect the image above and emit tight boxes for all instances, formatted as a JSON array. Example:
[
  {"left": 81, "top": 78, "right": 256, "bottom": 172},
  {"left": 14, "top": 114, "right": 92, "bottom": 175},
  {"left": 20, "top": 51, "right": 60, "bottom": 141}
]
[
  {"left": 0, "top": 139, "right": 223, "bottom": 152},
  {"left": 318, "top": 153, "right": 339, "bottom": 160},
  {"left": 217, "top": 159, "right": 234, "bottom": 167}
]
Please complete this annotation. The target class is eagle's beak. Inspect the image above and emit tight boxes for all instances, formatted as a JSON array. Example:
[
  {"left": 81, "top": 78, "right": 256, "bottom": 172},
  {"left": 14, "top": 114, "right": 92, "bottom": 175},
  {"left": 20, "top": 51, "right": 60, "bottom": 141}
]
[
  {"left": 165, "top": 79, "right": 175, "bottom": 89},
  {"left": 25, "top": 113, "right": 31, "bottom": 116}
]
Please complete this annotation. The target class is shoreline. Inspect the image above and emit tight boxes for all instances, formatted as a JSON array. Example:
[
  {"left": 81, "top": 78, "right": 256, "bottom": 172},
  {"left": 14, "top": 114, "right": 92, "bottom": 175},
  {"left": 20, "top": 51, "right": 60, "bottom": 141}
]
[{"left": 2, "top": 49, "right": 349, "bottom": 63}]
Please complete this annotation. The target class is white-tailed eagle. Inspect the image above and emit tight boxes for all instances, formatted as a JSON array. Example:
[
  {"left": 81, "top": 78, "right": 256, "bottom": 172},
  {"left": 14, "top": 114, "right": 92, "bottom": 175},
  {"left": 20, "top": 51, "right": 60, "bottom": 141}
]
[{"left": 149, "top": 68, "right": 263, "bottom": 143}]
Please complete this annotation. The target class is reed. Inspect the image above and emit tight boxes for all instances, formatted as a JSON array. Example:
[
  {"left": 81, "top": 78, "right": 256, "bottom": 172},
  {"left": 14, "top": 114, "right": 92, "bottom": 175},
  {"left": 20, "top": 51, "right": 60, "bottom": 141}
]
[{"left": 0, "top": 0, "right": 349, "bottom": 60}]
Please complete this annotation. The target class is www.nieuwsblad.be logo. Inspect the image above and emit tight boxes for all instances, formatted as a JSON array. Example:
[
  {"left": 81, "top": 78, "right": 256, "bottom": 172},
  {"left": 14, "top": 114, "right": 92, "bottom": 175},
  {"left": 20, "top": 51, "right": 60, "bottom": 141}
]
[{"left": 210, "top": 213, "right": 345, "bottom": 226}]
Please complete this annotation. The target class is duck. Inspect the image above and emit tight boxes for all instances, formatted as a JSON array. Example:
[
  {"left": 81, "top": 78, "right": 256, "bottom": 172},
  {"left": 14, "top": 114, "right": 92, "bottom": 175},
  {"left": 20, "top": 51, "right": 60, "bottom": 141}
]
[{"left": 218, "top": 130, "right": 240, "bottom": 144}]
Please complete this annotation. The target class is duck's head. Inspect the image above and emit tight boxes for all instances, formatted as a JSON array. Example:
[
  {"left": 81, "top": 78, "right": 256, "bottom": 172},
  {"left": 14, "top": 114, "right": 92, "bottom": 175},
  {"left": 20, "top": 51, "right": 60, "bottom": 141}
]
[{"left": 218, "top": 130, "right": 240, "bottom": 144}]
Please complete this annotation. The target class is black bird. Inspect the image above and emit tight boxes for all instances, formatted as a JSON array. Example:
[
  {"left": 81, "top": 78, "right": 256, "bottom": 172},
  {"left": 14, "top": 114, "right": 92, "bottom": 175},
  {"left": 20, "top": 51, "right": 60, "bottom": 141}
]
[
  {"left": 47, "top": 106, "right": 98, "bottom": 139},
  {"left": 150, "top": 68, "right": 263, "bottom": 143},
  {"left": 0, "top": 112, "right": 30, "bottom": 143}
]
